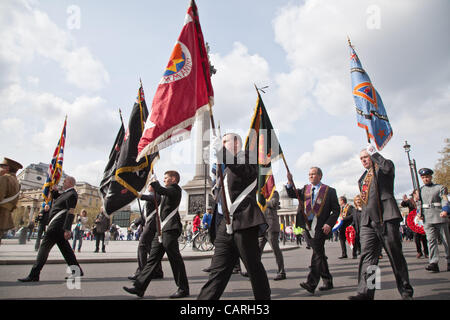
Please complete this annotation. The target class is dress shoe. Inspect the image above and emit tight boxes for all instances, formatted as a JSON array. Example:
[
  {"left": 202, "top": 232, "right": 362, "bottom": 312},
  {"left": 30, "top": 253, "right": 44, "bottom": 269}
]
[
  {"left": 18, "top": 276, "right": 39, "bottom": 282},
  {"left": 416, "top": 253, "right": 423, "bottom": 259},
  {"left": 273, "top": 273, "right": 286, "bottom": 281},
  {"left": 299, "top": 282, "right": 315, "bottom": 295},
  {"left": 338, "top": 255, "right": 348, "bottom": 259},
  {"left": 123, "top": 286, "right": 144, "bottom": 298},
  {"left": 232, "top": 269, "right": 241, "bottom": 274},
  {"left": 170, "top": 289, "right": 189, "bottom": 299},
  {"left": 306, "top": 246, "right": 311, "bottom": 250},
  {"left": 128, "top": 275, "right": 137, "bottom": 281},
  {"left": 102, "top": 250, "right": 106, "bottom": 253},
  {"left": 65, "top": 269, "right": 84, "bottom": 280},
  {"left": 401, "top": 293, "right": 413, "bottom": 300},
  {"left": 93, "top": 249, "right": 99, "bottom": 253},
  {"left": 348, "top": 294, "right": 370, "bottom": 300},
  {"left": 425, "top": 263, "right": 439, "bottom": 273},
  {"left": 318, "top": 283, "right": 333, "bottom": 291},
  {"left": 202, "top": 267, "right": 212, "bottom": 273}
]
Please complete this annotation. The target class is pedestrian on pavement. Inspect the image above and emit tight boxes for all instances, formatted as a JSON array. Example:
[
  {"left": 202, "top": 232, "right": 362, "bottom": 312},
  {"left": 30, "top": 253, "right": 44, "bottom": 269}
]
[
  {"left": 0, "top": 157, "right": 22, "bottom": 246},
  {"left": 72, "top": 209, "right": 88, "bottom": 252},
  {"left": 286, "top": 166, "right": 340, "bottom": 295},
  {"left": 123, "top": 170, "right": 189, "bottom": 299},
  {"left": 94, "top": 207, "right": 110, "bottom": 253},
  {"left": 18, "top": 176, "right": 83, "bottom": 282},
  {"left": 349, "top": 145, "right": 413, "bottom": 300}
]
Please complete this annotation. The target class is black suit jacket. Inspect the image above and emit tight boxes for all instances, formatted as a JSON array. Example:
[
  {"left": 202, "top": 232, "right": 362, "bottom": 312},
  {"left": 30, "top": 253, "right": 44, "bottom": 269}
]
[
  {"left": 209, "top": 149, "right": 267, "bottom": 242},
  {"left": 137, "top": 193, "right": 161, "bottom": 227},
  {"left": 358, "top": 152, "right": 402, "bottom": 226},
  {"left": 286, "top": 184, "right": 340, "bottom": 239},
  {"left": 150, "top": 181, "right": 182, "bottom": 233},
  {"left": 47, "top": 188, "right": 78, "bottom": 232}
]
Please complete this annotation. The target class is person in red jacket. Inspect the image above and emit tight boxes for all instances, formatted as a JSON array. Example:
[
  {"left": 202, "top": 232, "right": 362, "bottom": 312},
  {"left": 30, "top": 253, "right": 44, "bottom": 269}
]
[{"left": 192, "top": 211, "right": 201, "bottom": 234}]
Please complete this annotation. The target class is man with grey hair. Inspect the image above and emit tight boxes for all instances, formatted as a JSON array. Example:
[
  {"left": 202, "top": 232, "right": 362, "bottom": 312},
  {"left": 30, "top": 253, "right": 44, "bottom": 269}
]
[
  {"left": 19, "top": 176, "right": 83, "bottom": 282},
  {"left": 349, "top": 145, "right": 413, "bottom": 300}
]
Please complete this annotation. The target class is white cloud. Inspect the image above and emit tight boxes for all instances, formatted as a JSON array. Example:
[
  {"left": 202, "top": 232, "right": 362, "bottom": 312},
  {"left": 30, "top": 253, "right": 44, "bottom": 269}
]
[
  {"left": 0, "top": 0, "right": 109, "bottom": 91},
  {"left": 210, "top": 42, "right": 271, "bottom": 131},
  {"left": 296, "top": 135, "right": 355, "bottom": 170}
]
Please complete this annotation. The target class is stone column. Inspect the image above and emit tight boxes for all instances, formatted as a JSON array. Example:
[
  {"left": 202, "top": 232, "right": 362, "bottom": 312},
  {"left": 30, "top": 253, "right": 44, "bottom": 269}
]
[{"left": 182, "top": 111, "right": 213, "bottom": 220}]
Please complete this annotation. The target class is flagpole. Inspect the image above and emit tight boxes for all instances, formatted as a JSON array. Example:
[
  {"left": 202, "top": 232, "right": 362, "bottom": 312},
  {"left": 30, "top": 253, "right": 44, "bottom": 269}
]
[
  {"left": 190, "top": 1, "right": 232, "bottom": 234},
  {"left": 364, "top": 128, "right": 384, "bottom": 223},
  {"left": 281, "top": 154, "right": 311, "bottom": 231}
]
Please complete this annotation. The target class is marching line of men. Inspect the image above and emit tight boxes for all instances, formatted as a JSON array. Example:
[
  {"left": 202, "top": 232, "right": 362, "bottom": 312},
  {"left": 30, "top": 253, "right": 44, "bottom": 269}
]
[{"left": 2, "top": 134, "right": 449, "bottom": 300}]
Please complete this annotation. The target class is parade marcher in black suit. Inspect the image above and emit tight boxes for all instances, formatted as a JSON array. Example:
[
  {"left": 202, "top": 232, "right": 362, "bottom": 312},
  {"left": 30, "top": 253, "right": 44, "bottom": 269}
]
[
  {"left": 197, "top": 133, "right": 271, "bottom": 300},
  {"left": 349, "top": 145, "right": 413, "bottom": 300},
  {"left": 286, "top": 167, "right": 340, "bottom": 295},
  {"left": 128, "top": 184, "right": 163, "bottom": 280},
  {"left": 18, "top": 176, "right": 83, "bottom": 282},
  {"left": 123, "top": 171, "right": 189, "bottom": 298},
  {"left": 34, "top": 204, "right": 50, "bottom": 251},
  {"left": 338, "top": 196, "right": 357, "bottom": 259}
]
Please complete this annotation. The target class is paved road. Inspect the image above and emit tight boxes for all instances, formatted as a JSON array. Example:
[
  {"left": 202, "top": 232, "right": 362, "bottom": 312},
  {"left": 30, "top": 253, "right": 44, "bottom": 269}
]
[{"left": 0, "top": 239, "right": 449, "bottom": 300}]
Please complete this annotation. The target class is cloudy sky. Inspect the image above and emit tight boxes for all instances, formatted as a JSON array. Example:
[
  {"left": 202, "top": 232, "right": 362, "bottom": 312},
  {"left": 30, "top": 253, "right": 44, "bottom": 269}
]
[{"left": 1, "top": 0, "right": 449, "bottom": 211}]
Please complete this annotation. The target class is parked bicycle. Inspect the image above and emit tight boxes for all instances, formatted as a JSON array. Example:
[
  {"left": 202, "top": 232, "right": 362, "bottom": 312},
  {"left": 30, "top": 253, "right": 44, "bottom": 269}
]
[{"left": 178, "top": 228, "right": 214, "bottom": 251}]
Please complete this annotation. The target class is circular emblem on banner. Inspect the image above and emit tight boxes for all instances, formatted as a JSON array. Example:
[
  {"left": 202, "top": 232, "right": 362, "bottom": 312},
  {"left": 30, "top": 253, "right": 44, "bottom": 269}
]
[{"left": 160, "top": 41, "right": 192, "bottom": 84}]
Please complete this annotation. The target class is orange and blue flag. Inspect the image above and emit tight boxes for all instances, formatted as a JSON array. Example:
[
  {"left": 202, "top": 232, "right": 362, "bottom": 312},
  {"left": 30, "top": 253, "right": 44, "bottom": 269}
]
[
  {"left": 349, "top": 40, "right": 392, "bottom": 150},
  {"left": 42, "top": 117, "right": 66, "bottom": 207}
]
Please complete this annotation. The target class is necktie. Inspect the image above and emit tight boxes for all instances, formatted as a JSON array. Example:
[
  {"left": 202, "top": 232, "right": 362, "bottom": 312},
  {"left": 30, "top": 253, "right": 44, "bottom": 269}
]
[{"left": 308, "top": 187, "right": 316, "bottom": 221}]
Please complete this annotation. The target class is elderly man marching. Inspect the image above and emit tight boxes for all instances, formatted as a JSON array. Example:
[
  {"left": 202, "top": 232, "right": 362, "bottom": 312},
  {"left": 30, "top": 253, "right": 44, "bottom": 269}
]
[
  {"left": 349, "top": 145, "right": 413, "bottom": 300},
  {"left": 0, "top": 157, "right": 23, "bottom": 245},
  {"left": 418, "top": 168, "right": 450, "bottom": 273}
]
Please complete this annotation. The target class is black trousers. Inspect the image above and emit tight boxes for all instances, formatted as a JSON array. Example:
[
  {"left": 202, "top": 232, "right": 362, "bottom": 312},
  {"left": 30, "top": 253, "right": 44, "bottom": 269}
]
[
  {"left": 197, "top": 219, "right": 271, "bottom": 300},
  {"left": 34, "top": 222, "right": 46, "bottom": 251},
  {"left": 134, "top": 229, "right": 188, "bottom": 294},
  {"left": 357, "top": 220, "right": 413, "bottom": 299},
  {"left": 306, "top": 233, "right": 333, "bottom": 289},
  {"left": 95, "top": 232, "right": 105, "bottom": 251},
  {"left": 29, "top": 228, "right": 82, "bottom": 278},
  {"left": 135, "top": 223, "right": 163, "bottom": 276},
  {"left": 414, "top": 232, "right": 428, "bottom": 256}
]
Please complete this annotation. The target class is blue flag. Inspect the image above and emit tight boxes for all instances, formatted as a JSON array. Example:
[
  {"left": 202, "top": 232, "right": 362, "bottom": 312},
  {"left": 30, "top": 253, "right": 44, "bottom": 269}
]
[{"left": 349, "top": 41, "right": 392, "bottom": 150}]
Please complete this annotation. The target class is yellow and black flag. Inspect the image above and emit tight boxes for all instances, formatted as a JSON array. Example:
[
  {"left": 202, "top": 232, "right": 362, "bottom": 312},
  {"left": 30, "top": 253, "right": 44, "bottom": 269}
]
[
  {"left": 101, "top": 83, "right": 158, "bottom": 216},
  {"left": 245, "top": 87, "right": 283, "bottom": 212}
]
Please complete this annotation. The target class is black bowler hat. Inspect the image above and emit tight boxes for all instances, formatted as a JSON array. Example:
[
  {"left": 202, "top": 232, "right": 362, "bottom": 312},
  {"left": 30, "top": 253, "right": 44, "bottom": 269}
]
[{"left": 418, "top": 168, "right": 433, "bottom": 176}]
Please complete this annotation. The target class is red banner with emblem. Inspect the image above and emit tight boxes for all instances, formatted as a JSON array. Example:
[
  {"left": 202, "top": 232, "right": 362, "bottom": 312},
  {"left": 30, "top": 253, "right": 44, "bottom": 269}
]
[{"left": 137, "top": 0, "right": 213, "bottom": 160}]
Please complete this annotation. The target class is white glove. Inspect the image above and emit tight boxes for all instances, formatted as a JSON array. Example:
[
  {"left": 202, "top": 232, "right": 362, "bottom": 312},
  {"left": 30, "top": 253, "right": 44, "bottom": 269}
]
[
  {"left": 211, "top": 135, "right": 222, "bottom": 155},
  {"left": 366, "top": 143, "right": 376, "bottom": 156},
  {"left": 149, "top": 173, "right": 157, "bottom": 183}
]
